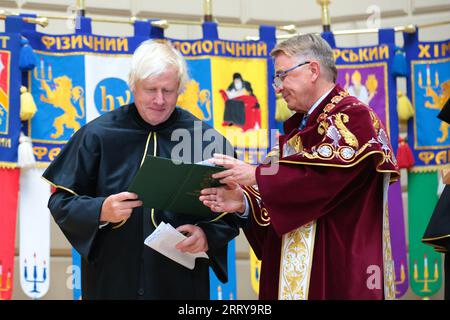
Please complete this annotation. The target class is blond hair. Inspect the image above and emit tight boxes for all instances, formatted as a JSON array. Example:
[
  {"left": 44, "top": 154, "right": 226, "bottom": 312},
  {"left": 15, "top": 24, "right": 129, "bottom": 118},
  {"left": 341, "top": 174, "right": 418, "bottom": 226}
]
[{"left": 128, "top": 40, "right": 189, "bottom": 93}]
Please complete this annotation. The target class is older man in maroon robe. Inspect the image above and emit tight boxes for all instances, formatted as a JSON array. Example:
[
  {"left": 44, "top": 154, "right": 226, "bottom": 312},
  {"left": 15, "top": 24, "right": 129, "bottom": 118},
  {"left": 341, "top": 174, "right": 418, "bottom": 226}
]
[{"left": 200, "top": 34, "right": 399, "bottom": 300}]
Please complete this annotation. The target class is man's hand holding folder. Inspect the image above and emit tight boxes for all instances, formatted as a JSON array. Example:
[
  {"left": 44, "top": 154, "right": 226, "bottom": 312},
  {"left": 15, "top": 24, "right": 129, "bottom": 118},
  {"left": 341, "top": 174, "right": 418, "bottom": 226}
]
[{"left": 128, "top": 156, "right": 226, "bottom": 217}]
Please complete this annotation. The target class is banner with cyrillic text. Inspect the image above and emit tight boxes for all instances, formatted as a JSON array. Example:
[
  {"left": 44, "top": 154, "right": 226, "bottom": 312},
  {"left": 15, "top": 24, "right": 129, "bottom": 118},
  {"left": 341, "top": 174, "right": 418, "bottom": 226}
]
[
  {"left": 22, "top": 21, "right": 150, "bottom": 166},
  {"left": 324, "top": 29, "right": 408, "bottom": 298},
  {"left": 404, "top": 31, "right": 450, "bottom": 171},
  {"left": 0, "top": 32, "right": 21, "bottom": 168}
]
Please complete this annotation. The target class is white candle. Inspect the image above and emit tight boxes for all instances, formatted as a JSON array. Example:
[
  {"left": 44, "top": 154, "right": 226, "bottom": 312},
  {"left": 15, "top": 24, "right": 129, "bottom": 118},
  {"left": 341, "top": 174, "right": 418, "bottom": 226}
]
[
  {"left": 40, "top": 58, "right": 45, "bottom": 79},
  {"left": 434, "top": 260, "right": 439, "bottom": 278},
  {"left": 217, "top": 285, "right": 222, "bottom": 300}
]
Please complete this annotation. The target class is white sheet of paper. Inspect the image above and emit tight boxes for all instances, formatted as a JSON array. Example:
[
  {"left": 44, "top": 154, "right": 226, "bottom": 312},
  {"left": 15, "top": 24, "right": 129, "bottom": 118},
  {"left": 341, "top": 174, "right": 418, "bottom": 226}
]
[{"left": 144, "top": 222, "right": 208, "bottom": 270}]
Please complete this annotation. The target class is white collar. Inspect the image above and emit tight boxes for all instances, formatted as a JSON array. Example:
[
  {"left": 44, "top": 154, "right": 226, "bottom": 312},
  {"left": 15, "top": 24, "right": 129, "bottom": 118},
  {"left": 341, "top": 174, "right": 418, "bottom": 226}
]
[{"left": 306, "top": 87, "right": 333, "bottom": 117}]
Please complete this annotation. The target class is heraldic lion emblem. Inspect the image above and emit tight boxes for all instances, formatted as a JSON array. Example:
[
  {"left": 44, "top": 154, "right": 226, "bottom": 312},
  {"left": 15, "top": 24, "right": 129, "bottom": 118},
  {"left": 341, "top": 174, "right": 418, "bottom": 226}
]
[
  {"left": 40, "top": 76, "right": 85, "bottom": 139},
  {"left": 425, "top": 80, "right": 450, "bottom": 143}
]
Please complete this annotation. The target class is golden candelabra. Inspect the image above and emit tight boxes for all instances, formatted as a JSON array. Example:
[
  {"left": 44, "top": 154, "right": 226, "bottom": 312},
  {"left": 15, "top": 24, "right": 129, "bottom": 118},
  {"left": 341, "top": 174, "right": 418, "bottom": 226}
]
[
  {"left": 33, "top": 58, "right": 53, "bottom": 83},
  {"left": 394, "top": 261, "right": 406, "bottom": 295},
  {"left": 418, "top": 64, "right": 440, "bottom": 90},
  {"left": 413, "top": 254, "right": 439, "bottom": 293}
]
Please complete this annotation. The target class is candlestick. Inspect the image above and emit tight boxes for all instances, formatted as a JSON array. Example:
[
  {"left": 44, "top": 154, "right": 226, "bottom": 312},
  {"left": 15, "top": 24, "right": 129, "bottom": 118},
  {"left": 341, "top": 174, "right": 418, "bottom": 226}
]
[
  {"left": 217, "top": 285, "right": 222, "bottom": 300},
  {"left": 424, "top": 254, "right": 429, "bottom": 279},
  {"left": 413, "top": 260, "right": 418, "bottom": 279},
  {"left": 40, "top": 58, "right": 44, "bottom": 79},
  {"left": 434, "top": 260, "right": 439, "bottom": 279},
  {"left": 24, "top": 259, "right": 28, "bottom": 280}
]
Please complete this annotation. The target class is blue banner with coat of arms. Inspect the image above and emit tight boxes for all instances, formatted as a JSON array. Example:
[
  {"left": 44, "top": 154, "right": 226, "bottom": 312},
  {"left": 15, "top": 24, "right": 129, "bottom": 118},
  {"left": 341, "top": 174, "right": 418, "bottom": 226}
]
[
  {"left": 171, "top": 23, "right": 277, "bottom": 165},
  {"left": 403, "top": 29, "right": 448, "bottom": 297},
  {"left": 21, "top": 17, "right": 154, "bottom": 165},
  {"left": 404, "top": 30, "right": 450, "bottom": 171},
  {"left": 0, "top": 31, "right": 21, "bottom": 168}
]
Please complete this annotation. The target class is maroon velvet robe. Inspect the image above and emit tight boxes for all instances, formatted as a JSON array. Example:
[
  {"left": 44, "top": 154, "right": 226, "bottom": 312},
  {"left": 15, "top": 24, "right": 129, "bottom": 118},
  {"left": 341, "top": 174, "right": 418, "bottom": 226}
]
[{"left": 243, "top": 85, "right": 399, "bottom": 300}]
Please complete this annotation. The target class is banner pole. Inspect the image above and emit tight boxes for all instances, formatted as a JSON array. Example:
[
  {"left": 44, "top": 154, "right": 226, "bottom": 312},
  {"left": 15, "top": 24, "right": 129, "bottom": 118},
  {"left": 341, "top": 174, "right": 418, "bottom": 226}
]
[
  {"left": 204, "top": 0, "right": 213, "bottom": 22},
  {"left": 77, "top": 0, "right": 86, "bottom": 17},
  {"left": 316, "top": 0, "right": 332, "bottom": 32}
]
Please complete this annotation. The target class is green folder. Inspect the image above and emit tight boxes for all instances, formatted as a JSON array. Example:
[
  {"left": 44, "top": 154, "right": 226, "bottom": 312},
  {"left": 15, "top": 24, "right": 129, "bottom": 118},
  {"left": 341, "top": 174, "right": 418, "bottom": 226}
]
[{"left": 128, "top": 156, "right": 226, "bottom": 217}]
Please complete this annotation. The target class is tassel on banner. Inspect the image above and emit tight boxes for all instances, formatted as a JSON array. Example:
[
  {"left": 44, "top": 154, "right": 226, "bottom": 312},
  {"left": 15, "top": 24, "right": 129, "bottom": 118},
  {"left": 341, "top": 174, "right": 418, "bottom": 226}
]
[
  {"left": 396, "top": 136, "right": 415, "bottom": 169},
  {"left": 19, "top": 86, "right": 37, "bottom": 169},
  {"left": 19, "top": 38, "right": 37, "bottom": 71},
  {"left": 20, "top": 86, "right": 37, "bottom": 121},
  {"left": 392, "top": 47, "right": 407, "bottom": 77},
  {"left": 18, "top": 132, "right": 36, "bottom": 169},
  {"left": 397, "top": 91, "right": 414, "bottom": 121}
]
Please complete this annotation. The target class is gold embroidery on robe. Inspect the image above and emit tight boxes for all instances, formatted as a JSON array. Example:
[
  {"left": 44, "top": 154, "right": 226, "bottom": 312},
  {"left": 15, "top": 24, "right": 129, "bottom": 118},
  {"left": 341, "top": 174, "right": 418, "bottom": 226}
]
[
  {"left": 333, "top": 113, "right": 359, "bottom": 149},
  {"left": 283, "top": 134, "right": 304, "bottom": 157},
  {"left": 243, "top": 189, "right": 270, "bottom": 227},
  {"left": 370, "top": 111, "right": 380, "bottom": 131},
  {"left": 382, "top": 174, "right": 396, "bottom": 300},
  {"left": 279, "top": 221, "right": 316, "bottom": 300}
]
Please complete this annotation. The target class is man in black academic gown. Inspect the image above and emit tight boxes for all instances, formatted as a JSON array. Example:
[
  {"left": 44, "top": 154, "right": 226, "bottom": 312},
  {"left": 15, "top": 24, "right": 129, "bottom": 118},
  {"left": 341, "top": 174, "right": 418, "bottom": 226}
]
[
  {"left": 42, "top": 40, "right": 240, "bottom": 299},
  {"left": 423, "top": 97, "right": 450, "bottom": 300}
]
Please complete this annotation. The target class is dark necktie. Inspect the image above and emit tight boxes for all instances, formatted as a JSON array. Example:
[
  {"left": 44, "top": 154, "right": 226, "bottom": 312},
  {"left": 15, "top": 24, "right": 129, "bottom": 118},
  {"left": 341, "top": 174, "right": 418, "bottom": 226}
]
[{"left": 299, "top": 113, "right": 309, "bottom": 130}]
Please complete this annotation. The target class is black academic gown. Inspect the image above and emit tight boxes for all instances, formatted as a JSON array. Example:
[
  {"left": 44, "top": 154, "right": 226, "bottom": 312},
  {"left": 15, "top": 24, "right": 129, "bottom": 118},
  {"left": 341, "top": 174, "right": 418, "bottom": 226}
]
[
  {"left": 423, "top": 185, "right": 450, "bottom": 300},
  {"left": 437, "top": 97, "right": 450, "bottom": 123},
  {"left": 43, "top": 104, "right": 240, "bottom": 300},
  {"left": 423, "top": 99, "right": 450, "bottom": 300}
]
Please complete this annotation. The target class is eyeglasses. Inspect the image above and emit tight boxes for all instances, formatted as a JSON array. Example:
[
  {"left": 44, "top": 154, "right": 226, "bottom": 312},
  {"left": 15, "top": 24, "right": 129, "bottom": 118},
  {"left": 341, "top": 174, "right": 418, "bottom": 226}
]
[{"left": 272, "top": 61, "right": 310, "bottom": 90}]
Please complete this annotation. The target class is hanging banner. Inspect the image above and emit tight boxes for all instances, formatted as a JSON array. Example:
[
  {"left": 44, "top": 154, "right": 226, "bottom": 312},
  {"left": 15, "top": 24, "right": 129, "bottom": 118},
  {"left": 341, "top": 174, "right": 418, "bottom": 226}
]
[
  {"left": 0, "top": 168, "right": 20, "bottom": 300},
  {"left": 22, "top": 18, "right": 150, "bottom": 166},
  {"left": 0, "top": 20, "right": 25, "bottom": 300},
  {"left": 324, "top": 30, "right": 409, "bottom": 298},
  {"left": 209, "top": 240, "right": 237, "bottom": 300},
  {"left": 403, "top": 29, "right": 448, "bottom": 297},
  {"left": 19, "top": 167, "right": 51, "bottom": 299},
  {"left": 68, "top": 248, "right": 82, "bottom": 300},
  {"left": 172, "top": 24, "right": 276, "bottom": 165},
  {"left": 404, "top": 31, "right": 450, "bottom": 171},
  {"left": 408, "top": 171, "right": 441, "bottom": 297},
  {"left": 249, "top": 247, "right": 261, "bottom": 296},
  {"left": 0, "top": 32, "right": 21, "bottom": 167}
]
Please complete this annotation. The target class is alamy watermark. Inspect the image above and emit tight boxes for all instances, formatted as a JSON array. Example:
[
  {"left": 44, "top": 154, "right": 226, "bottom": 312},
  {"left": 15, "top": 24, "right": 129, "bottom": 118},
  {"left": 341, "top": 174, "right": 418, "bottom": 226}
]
[
  {"left": 65, "top": 5, "right": 81, "bottom": 31},
  {"left": 169, "top": 121, "right": 280, "bottom": 176},
  {"left": 366, "top": 5, "right": 381, "bottom": 29},
  {"left": 366, "top": 265, "right": 382, "bottom": 290}
]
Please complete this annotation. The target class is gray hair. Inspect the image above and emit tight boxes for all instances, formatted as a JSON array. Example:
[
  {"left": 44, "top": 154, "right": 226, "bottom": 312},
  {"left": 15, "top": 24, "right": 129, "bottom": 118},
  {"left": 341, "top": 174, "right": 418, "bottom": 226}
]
[
  {"left": 270, "top": 33, "right": 337, "bottom": 83},
  {"left": 128, "top": 40, "right": 189, "bottom": 93}
]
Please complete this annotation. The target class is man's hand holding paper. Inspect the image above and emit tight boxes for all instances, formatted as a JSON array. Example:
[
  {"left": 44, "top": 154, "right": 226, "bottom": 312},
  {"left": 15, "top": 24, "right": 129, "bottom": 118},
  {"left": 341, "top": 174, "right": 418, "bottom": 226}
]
[{"left": 175, "top": 224, "right": 208, "bottom": 253}]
